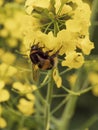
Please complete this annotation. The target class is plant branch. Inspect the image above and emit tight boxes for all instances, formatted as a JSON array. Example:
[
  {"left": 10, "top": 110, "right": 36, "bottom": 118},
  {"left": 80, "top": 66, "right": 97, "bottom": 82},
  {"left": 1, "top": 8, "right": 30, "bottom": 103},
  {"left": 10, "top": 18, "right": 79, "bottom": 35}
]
[{"left": 45, "top": 69, "right": 54, "bottom": 130}]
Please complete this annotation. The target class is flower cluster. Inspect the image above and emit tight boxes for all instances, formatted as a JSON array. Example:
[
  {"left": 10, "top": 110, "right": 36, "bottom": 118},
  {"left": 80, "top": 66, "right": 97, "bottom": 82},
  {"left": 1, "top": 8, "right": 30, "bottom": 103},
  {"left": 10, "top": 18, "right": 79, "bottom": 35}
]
[
  {"left": 24, "top": 0, "right": 94, "bottom": 69},
  {"left": 13, "top": 82, "right": 36, "bottom": 115},
  {"left": 0, "top": 3, "right": 36, "bottom": 128}
]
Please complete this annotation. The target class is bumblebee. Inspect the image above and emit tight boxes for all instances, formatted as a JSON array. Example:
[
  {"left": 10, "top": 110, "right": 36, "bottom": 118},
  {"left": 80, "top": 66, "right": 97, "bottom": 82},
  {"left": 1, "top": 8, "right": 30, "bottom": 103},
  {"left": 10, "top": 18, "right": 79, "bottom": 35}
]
[
  {"left": 30, "top": 43, "right": 61, "bottom": 70},
  {"left": 30, "top": 43, "right": 61, "bottom": 81}
]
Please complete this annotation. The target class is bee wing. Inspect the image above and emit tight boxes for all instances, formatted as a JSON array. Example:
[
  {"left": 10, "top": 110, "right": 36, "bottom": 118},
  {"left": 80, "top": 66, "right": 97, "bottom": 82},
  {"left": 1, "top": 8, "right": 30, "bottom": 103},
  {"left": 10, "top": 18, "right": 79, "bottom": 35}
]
[{"left": 32, "top": 64, "right": 40, "bottom": 83}]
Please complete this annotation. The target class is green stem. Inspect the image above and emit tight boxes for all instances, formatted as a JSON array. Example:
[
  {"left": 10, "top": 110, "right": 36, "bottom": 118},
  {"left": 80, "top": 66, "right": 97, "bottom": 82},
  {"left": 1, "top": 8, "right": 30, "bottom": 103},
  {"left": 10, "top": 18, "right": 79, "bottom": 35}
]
[
  {"left": 79, "top": 115, "right": 98, "bottom": 130},
  {"left": 58, "top": 95, "right": 78, "bottom": 130},
  {"left": 90, "top": 0, "right": 98, "bottom": 40},
  {"left": 18, "top": 116, "right": 25, "bottom": 130},
  {"left": 57, "top": 3, "right": 64, "bottom": 15},
  {"left": 45, "top": 69, "right": 54, "bottom": 130},
  {"left": 51, "top": 95, "right": 70, "bottom": 114},
  {"left": 58, "top": 68, "right": 83, "bottom": 130},
  {"left": 44, "top": 21, "right": 53, "bottom": 34}
]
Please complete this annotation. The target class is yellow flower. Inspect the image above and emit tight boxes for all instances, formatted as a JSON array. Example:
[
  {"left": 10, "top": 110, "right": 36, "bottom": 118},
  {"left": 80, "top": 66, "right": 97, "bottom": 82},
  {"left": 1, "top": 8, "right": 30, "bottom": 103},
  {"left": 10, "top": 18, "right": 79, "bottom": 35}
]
[
  {"left": 12, "top": 82, "right": 36, "bottom": 94},
  {"left": 37, "top": 31, "right": 59, "bottom": 51},
  {"left": 88, "top": 72, "right": 98, "bottom": 96},
  {"left": 1, "top": 52, "right": 16, "bottom": 65},
  {"left": 0, "top": 89, "right": 10, "bottom": 102},
  {"left": 25, "top": 0, "right": 50, "bottom": 14},
  {"left": 0, "top": 63, "right": 17, "bottom": 78},
  {"left": 66, "top": 19, "right": 82, "bottom": 33},
  {"left": 24, "top": 30, "right": 59, "bottom": 53},
  {"left": 23, "top": 29, "right": 40, "bottom": 52},
  {"left": 0, "top": 80, "right": 10, "bottom": 102},
  {"left": 66, "top": 2, "right": 91, "bottom": 36},
  {"left": 17, "top": 98, "right": 35, "bottom": 115},
  {"left": 24, "top": 0, "right": 94, "bottom": 70},
  {"left": 26, "top": 93, "right": 35, "bottom": 101},
  {"left": 0, "top": 6, "right": 26, "bottom": 42},
  {"left": 0, "top": 28, "right": 8, "bottom": 37},
  {"left": 57, "top": 30, "right": 76, "bottom": 55},
  {"left": 0, "top": 117, "right": 7, "bottom": 128},
  {"left": 55, "top": 0, "right": 72, "bottom": 15},
  {"left": 53, "top": 68, "right": 62, "bottom": 88},
  {"left": 74, "top": 1, "right": 91, "bottom": 23},
  {"left": 0, "top": 0, "right": 4, "bottom": 6},
  {"left": 0, "top": 80, "right": 5, "bottom": 89},
  {"left": 78, "top": 36, "right": 94, "bottom": 55},
  {"left": 24, "top": 29, "right": 77, "bottom": 55},
  {"left": 67, "top": 74, "right": 77, "bottom": 87},
  {"left": 7, "top": 38, "right": 18, "bottom": 48},
  {"left": 92, "top": 85, "right": 98, "bottom": 97},
  {"left": 5, "top": 19, "right": 17, "bottom": 32},
  {"left": 62, "top": 51, "right": 84, "bottom": 68},
  {"left": 88, "top": 72, "right": 98, "bottom": 85},
  {"left": 7, "top": 66, "right": 17, "bottom": 77},
  {"left": 68, "top": 1, "right": 91, "bottom": 35}
]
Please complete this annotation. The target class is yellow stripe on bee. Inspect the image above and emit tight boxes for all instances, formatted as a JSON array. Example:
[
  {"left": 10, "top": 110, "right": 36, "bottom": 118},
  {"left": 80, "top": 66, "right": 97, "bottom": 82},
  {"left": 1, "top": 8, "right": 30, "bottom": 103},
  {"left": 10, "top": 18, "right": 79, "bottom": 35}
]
[{"left": 41, "top": 59, "right": 51, "bottom": 70}]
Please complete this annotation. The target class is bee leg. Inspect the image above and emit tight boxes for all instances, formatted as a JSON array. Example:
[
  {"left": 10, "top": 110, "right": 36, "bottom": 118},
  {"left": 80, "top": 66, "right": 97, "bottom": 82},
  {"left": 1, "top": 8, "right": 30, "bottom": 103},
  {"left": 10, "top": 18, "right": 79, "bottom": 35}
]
[
  {"left": 50, "top": 46, "right": 62, "bottom": 58},
  {"left": 45, "top": 49, "right": 53, "bottom": 54}
]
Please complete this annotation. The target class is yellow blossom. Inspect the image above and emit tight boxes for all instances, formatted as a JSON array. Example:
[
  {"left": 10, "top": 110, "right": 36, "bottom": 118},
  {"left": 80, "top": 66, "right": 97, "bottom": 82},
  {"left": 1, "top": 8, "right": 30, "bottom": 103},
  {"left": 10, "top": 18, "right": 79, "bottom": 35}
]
[
  {"left": 62, "top": 51, "right": 84, "bottom": 68},
  {"left": 53, "top": 68, "right": 62, "bottom": 88},
  {"left": 37, "top": 31, "right": 59, "bottom": 51},
  {"left": 0, "top": 63, "right": 17, "bottom": 78},
  {"left": 17, "top": 98, "right": 35, "bottom": 115},
  {"left": 88, "top": 72, "right": 98, "bottom": 96},
  {"left": 1, "top": 52, "right": 16, "bottom": 65},
  {"left": 88, "top": 72, "right": 98, "bottom": 85},
  {"left": 0, "top": 80, "right": 5, "bottom": 89},
  {"left": 66, "top": 20, "right": 82, "bottom": 33},
  {"left": 31, "top": 85, "right": 37, "bottom": 91},
  {"left": 24, "top": 30, "right": 59, "bottom": 53},
  {"left": 74, "top": 1, "right": 91, "bottom": 23},
  {"left": 23, "top": 15, "right": 40, "bottom": 33},
  {"left": 57, "top": 30, "right": 76, "bottom": 54},
  {"left": 26, "top": 93, "right": 35, "bottom": 101},
  {"left": 25, "top": 0, "right": 50, "bottom": 14},
  {"left": 7, "top": 38, "right": 18, "bottom": 48},
  {"left": 7, "top": 66, "right": 17, "bottom": 77},
  {"left": 24, "top": 0, "right": 94, "bottom": 69},
  {"left": 0, "top": 80, "right": 10, "bottom": 103},
  {"left": 67, "top": 74, "right": 77, "bottom": 87},
  {"left": 0, "top": 6, "right": 26, "bottom": 41},
  {"left": 0, "top": 117, "right": 7, "bottom": 128},
  {"left": 0, "top": 29, "right": 8, "bottom": 37},
  {"left": 0, "top": 89, "right": 10, "bottom": 102},
  {"left": 78, "top": 36, "right": 94, "bottom": 55},
  {"left": 55, "top": 0, "right": 72, "bottom": 15},
  {"left": 12, "top": 82, "right": 34, "bottom": 94},
  {"left": 92, "top": 85, "right": 98, "bottom": 97},
  {"left": 0, "top": 0, "right": 4, "bottom": 6},
  {"left": 23, "top": 29, "right": 40, "bottom": 52},
  {"left": 66, "top": 1, "right": 91, "bottom": 35},
  {"left": 24, "top": 28, "right": 77, "bottom": 56},
  {"left": 5, "top": 19, "right": 17, "bottom": 32}
]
